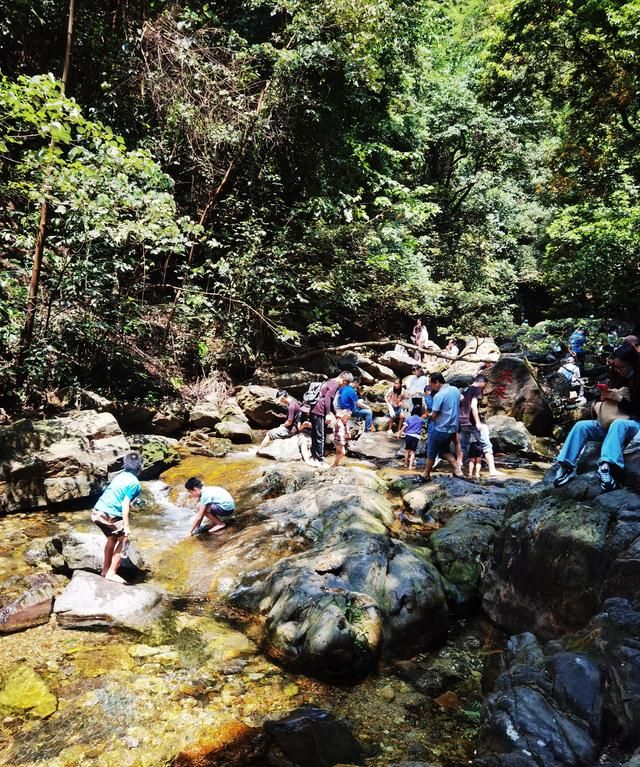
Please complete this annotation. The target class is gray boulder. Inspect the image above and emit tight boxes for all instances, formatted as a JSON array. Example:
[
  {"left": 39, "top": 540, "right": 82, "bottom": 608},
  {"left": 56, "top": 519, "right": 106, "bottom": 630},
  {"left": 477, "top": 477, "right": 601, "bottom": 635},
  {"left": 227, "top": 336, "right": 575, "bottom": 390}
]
[
  {"left": 346, "top": 431, "right": 402, "bottom": 465},
  {"left": 188, "top": 400, "right": 222, "bottom": 429},
  {"left": 0, "top": 410, "right": 129, "bottom": 513},
  {"left": 235, "top": 385, "right": 285, "bottom": 428},
  {"left": 486, "top": 415, "right": 552, "bottom": 458},
  {"left": 257, "top": 434, "right": 312, "bottom": 462},
  {"left": 179, "top": 430, "right": 231, "bottom": 457},
  {"left": 484, "top": 356, "right": 554, "bottom": 437},
  {"left": 482, "top": 478, "right": 640, "bottom": 639},
  {"left": 215, "top": 420, "right": 253, "bottom": 444},
  {"left": 355, "top": 356, "right": 396, "bottom": 382},
  {"left": 45, "top": 531, "right": 147, "bottom": 575},
  {"left": 380, "top": 348, "right": 419, "bottom": 377},
  {"left": 53, "top": 571, "right": 165, "bottom": 631},
  {"left": 0, "top": 573, "right": 65, "bottom": 634}
]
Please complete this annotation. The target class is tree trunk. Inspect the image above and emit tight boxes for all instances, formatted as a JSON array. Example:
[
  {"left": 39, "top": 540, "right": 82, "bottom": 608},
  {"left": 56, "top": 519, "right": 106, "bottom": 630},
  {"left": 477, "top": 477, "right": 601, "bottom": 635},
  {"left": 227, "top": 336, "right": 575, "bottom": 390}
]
[{"left": 17, "top": 0, "right": 75, "bottom": 370}]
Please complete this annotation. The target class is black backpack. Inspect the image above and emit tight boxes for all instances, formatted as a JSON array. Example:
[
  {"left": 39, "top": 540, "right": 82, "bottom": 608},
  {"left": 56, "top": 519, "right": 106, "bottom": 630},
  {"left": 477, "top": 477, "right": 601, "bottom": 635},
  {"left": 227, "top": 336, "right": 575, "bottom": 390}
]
[{"left": 302, "top": 381, "right": 324, "bottom": 410}]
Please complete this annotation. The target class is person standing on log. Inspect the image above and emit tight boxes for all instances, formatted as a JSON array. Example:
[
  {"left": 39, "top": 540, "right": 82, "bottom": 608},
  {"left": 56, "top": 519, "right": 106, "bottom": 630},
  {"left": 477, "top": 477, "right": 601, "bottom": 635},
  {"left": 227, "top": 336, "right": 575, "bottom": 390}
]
[
  {"left": 310, "top": 371, "right": 353, "bottom": 466},
  {"left": 91, "top": 451, "right": 143, "bottom": 583}
]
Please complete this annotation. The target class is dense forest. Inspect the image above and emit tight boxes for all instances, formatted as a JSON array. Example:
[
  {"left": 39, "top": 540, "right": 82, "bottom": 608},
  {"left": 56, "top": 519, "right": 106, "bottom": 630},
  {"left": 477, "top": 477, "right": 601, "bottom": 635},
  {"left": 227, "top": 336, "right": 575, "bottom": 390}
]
[{"left": 1, "top": 0, "right": 639, "bottom": 408}]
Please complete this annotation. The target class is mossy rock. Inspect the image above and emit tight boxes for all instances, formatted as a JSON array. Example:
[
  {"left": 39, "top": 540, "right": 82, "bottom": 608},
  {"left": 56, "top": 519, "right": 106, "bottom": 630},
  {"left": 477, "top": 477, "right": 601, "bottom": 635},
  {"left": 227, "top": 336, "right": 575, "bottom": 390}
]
[
  {"left": 128, "top": 435, "right": 181, "bottom": 479},
  {"left": 0, "top": 665, "right": 57, "bottom": 718}
]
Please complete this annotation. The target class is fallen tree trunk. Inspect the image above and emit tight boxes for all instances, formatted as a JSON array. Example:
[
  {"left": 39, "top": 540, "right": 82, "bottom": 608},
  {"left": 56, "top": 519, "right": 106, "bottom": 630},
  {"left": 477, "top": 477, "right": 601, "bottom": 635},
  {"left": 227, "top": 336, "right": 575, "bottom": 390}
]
[{"left": 280, "top": 340, "right": 497, "bottom": 366}]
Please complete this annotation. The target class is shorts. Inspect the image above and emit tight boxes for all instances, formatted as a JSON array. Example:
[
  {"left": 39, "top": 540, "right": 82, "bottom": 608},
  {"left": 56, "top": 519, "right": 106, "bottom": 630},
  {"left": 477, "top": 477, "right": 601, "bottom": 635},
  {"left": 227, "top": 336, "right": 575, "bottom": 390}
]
[
  {"left": 206, "top": 502, "right": 234, "bottom": 518},
  {"left": 334, "top": 434, "right": 348, "bottom": 447},
  {"left": 268, "top": 425, "right": 292, "bottom": 440},
  {"left": 392, "top": 406, "right": 403, "bottom": 416},
  {"left": 405, "top": 435, "right": 419, "bottom": 452},
  {"left": 469, "top": 441, "right": 483, "bottom": 459},
  {"left": 427, "top": 431, "right": 456, "bottom": 460},
  {"left": 91, "top": 509, "right": 125, "bottom": 537}
]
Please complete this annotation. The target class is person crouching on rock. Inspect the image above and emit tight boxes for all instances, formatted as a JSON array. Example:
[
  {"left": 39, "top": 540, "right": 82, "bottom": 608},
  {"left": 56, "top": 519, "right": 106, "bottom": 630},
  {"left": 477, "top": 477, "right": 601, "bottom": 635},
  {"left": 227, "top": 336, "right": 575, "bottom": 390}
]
[
  {"left": 91, "top": 451, "right": 143, "bottom": 584},
  {"left": 332, "top": 409, "right": 351, "bottom": 468},
  {"left": 185, "top": 477, "right": 235, "bottom": 536}
]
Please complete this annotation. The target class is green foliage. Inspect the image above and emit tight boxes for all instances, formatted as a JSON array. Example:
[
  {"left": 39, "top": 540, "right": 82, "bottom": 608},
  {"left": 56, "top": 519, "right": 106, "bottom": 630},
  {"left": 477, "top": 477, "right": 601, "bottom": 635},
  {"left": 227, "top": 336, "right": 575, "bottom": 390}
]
[{"left": 0, "top": 74, "right": 196, "bottom": 400}]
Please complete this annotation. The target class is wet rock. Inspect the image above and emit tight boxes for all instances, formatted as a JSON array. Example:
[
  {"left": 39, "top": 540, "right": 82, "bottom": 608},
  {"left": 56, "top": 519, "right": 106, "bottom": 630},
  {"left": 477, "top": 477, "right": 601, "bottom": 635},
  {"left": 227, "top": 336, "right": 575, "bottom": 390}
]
[
  {"left": 0, "top": 573, "right": 62, "bottom": 634},
  {"left": 53, "top": 570, "right": 165, "bottom": 631},
  {"left": 173, "top": 720, "right": 266, "bottom": 767},
  {"left": 235, "top": 385, "right": 286, "bottom": 428},
  {"left": 485, "top": 415, "right": 552, "bottom": 458},
  {"left": 347, "top": 431, "right": 402, "bottom": 465},
  {"left": 484, "top": 356, "right": 554, "bottom": 436},
  {"left": 482, "top": 479, "right": 640, "bottom": 639},
  {"left": 0, "top": 410, "right": 129, "bottom": 513},
  {"left": 0, "top": 665, "right": 57, "bottom": 718},
  {"left": 128, "top": 435, "right": 181, "bottom": 479},
  {"left": 476, "top": 599, "right": 640, "bottom": 767},
  {"left": 45, "top": 531, "right": 146, "bottom": 576},
  {"left": 179, "top": 430, "right": 231, "bottom": 457},
  {"left": 215, "top": 420, "right": 253, "bottom": 444},
  {"left": 264, "top": 706, "right": 363, "bottom": 767}
]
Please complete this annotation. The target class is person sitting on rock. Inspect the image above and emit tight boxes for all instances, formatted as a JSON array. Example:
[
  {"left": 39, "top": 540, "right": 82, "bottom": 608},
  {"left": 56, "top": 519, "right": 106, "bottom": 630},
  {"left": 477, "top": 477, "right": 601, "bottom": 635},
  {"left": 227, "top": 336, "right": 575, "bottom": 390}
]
[
  {"left": 554, "top": 343, "right": 640, "bottom": 492},
  {"left": 385, "top": 378, "right": 406, "bottom": 433},
  {"left": 337, "top": 376, "right": 374, "bottom": 433},
  {"left": 185, "top": 477, "right": 235, "bottom": 535},
  {"left": 443, "top": 338, "right": 460, "bottom": 359},
  {"left": 398, "top": 405, "right": 425, "bottom": 470},
  {"left": 259, "top": 390, "right": 309, "bottom": 449},
  {"left": 91, "top": 451, "right": 143, "bottom": 583},
  {"left": 422, "top": 373, "right": 464, "bottom": 481},
  {"left": 332, "top": 409, "right": 351, "bottom": 468}
]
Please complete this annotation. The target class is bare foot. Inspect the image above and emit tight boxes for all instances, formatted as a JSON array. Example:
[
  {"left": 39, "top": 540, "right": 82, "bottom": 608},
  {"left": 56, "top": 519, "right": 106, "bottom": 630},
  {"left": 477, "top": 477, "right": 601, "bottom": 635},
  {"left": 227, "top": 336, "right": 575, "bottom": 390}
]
[
  {"left": 207, "top": 524, "right": 227, "bottom": 534},
  {"left": 105, "top": 572, "right": 127, "bottom": 584},
  {"left": 489, "top": 471, "right": 507, "bottom": 478}
]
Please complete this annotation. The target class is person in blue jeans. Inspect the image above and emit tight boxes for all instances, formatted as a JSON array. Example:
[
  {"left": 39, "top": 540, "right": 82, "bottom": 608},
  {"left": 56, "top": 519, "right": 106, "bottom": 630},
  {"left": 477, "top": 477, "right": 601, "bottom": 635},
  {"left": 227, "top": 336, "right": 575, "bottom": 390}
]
[
  {"left": 337, "top": 377, "right": 374, "bottom": 432},
  {"left": 555, "top": 344, "right": 640, "bottom": 491}
]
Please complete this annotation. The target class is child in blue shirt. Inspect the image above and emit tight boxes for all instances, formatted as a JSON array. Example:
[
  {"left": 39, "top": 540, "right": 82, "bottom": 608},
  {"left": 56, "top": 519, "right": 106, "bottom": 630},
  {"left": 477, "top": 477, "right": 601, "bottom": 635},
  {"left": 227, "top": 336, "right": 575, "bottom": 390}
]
[
  {"left": 185, "top": 477, "right": 235, "bottom": 536},
  {"left": 397, "top": 405, "right": 425, "bottom": 470},
  {"left": 91, "top": 451, "right": 143, "bottom": 583}
]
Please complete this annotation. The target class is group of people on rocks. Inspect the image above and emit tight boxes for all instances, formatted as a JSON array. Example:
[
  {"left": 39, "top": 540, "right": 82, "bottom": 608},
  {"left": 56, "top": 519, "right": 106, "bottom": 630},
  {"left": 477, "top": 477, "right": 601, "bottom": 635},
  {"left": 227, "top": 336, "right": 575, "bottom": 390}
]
[
  {"left": 390, "top": 367, "right": 505, "bottom": 481},
  {"left": 91, "top": 320, "right": 640, "bottom": 586}
]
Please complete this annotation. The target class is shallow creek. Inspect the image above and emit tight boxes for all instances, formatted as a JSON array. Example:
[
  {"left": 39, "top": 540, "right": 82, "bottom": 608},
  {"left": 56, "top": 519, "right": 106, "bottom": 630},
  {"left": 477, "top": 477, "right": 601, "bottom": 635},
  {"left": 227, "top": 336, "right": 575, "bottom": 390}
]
[{"left": 0, "top": 452, "right": 540, "bottom": 767}]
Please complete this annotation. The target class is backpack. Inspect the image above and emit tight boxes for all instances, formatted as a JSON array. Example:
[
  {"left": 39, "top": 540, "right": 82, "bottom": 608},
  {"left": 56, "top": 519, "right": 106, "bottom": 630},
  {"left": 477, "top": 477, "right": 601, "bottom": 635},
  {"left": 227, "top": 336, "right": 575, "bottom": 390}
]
[{"left": 302, "top": 381, "right": 324, "bottom": 410}]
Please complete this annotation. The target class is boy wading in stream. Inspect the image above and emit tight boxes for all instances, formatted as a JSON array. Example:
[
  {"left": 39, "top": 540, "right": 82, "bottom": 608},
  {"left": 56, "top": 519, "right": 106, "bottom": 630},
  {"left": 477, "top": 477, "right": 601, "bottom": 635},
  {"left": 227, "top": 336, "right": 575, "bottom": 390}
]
[
  {"left": 91, "top": 451, "right": 143, "bottom": 584},
  {"left": 185, "top": 477, "right": 235, "bottom": 536}
]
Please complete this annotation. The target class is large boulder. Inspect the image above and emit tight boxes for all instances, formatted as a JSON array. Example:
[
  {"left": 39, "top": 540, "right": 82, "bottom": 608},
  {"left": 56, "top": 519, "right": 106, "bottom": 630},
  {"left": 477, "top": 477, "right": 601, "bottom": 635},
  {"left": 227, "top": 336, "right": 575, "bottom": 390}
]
[
  {"left": 179, "top": 430, "right": 232, "bottom": 457},
  {"left": 203, "top": 466, "right": 449, "bottom": 678},
  {"left": 475, "top": 599, "right": 640, "bottom": 767},
  {"left": 355, "top": 356, "right": 396, "bottom": 382},
  {"left": 444, "top": 338, "right": 501, "bottom": 386},
  {"left": 379, "top": 347, "right": 420, "bottom": 377},
  {"left": 257, "top": 434, "right": 312, "bottom": 462},
  {"left": 346, "top": 432, "right": 403, "bottom": 465},
  {"left": 188, "top": 400, "right": 222, "bottom": 429},
  {"left": 235, "top": 385, "right": 286, "bottom": 428},
  {"left": 53, "top": 571, "right": 165, "bottom": 631},
  {"left": 251, "top": 369, "right": 325, "bottom": 397},
  {"left": 482, "top": 477, "right": 640, "bottom": 639},
  {"left": 127, "top": 434, "right": 180, "bottom": 479},
  {"left": 149, "top": 402, "right": 188, "bottom": 436},
  {"left": 45, "top": 531, "right": 147, "bottom": 576},
  {"left": 0, "top": 410, "right": 129, "bottom": 513},
  {"left": 215, "top": 421, "right": 253, "bottom": 444},
  {"left": 485, "top": 415, "right": 552, "bottom": 459},
  {"left": 484, "top": 356, "right": 554, "bottom": 436}
]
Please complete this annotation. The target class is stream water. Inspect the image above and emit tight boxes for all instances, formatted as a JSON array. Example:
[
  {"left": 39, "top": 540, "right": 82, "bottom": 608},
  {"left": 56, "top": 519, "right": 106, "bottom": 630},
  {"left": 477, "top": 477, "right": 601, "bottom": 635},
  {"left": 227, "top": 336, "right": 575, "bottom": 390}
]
[{"left": 0, "top": 451, "right": 541, "bottom": 767}]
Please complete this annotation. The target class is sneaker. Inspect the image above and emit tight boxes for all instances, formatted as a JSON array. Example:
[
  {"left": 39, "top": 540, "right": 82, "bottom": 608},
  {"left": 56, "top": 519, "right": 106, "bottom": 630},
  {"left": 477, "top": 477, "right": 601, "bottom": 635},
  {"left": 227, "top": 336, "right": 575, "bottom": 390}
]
[
  {"left": 553, "top": 462, "right": 576, "bottom": 488},
  {"left": 597, "top": 463, "right": 617, "bottom": 492}
]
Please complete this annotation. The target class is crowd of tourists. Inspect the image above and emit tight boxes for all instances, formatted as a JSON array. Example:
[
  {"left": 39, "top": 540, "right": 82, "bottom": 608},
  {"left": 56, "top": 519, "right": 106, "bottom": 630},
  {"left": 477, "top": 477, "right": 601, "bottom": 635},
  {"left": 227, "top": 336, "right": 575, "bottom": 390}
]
[{"left": 90, "top": 320, "right": 640, "bottom": 583}]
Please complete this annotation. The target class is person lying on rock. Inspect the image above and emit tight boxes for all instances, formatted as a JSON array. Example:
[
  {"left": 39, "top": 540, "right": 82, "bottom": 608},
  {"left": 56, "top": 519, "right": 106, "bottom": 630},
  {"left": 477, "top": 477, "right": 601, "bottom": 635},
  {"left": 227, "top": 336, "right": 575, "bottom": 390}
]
[
  {"left": 259, "top": 390, "right": 310, "bottom": 449},
  {"left": 332, "top": 409, "right": 352, "bottom": 468},
  {"left": 554, "top": 343, "right": 640, "bottom": 492},
  {"left": 185, "top": 477, "right": 235, "bottom": 535},
  {"left": 91, "top": 451, "right": 143, "bottom": 584}
]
